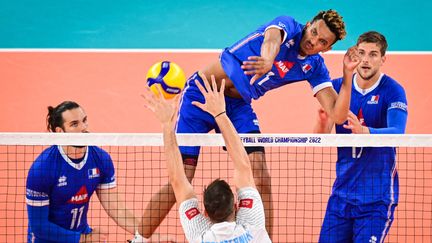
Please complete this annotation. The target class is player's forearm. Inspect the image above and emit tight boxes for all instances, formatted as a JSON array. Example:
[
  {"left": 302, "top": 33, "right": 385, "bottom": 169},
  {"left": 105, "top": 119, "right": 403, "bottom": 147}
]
[
  {"left": 332, "top": 71, "right": 354, "bottom": 124},
  {"left": 162, "top": 125, "right": 195, "bottom": 201},
  {"left": 261, "top": 29, "right": 282, "bottom": 61},
  {"left": 105, "top": 202, "right": 138, "bottom": 234},
  {"left": 214, "top": 113, "right": 254, "bottom": 187},
  {"left": 97, "top": 189, "right": 138, "bottom": 234}
]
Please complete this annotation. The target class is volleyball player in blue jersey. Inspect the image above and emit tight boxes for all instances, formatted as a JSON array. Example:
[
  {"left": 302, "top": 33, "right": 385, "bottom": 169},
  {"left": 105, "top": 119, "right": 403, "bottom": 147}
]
[
  {"left": 26, "top": 101, "right": 140, "bottom": 243},
  {"left": 140, "top": 10, "right": 360, "bottom": 238},
  {"left": 314, "top": 31, "right": 408, "bottom": 242}
]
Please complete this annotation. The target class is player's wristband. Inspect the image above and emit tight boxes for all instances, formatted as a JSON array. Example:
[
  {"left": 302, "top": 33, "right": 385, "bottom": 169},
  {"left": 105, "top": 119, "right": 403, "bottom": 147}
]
[{"left": 214, "top": 111, "right": 226, "bottom": 119}]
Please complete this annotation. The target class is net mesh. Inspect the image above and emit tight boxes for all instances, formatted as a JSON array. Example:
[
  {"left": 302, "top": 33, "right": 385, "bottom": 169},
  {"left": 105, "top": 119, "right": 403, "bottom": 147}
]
[{"left": 0, "top": 133, "right": 431, "bottom": 242}]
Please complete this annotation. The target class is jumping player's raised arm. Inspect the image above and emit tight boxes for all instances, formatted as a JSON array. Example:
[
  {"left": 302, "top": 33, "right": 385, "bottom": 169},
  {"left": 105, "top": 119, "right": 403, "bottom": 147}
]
[
  {"left": 192, "top": 74, "right": 255, "bottom": 189},
  {"left": 141, "top": 86, "right": 195, "bottom": 204},
  {"left": 315, "top": 46, "right": 360, "bottom": 124}
]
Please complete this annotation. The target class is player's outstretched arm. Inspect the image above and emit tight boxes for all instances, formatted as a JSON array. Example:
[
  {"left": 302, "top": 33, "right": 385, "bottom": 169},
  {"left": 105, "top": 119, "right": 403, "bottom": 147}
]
[
  {"left": 141, "top": 86, "right": 195, "bottom": 204},
  {"left": 97, "top": 187, "right": 139, "bottom": 234},
  {"left": 316, "top": 46, "right": 360, "bottom": 124},
  {"left": 192, "top": 74, "right": 255, "bottom": 189},
  {"left": 242, "top": 28, "right": 282, "bottom": 84}
]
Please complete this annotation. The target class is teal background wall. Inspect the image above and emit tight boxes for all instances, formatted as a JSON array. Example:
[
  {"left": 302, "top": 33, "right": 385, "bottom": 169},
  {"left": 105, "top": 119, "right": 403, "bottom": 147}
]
[{"left": 1, "top": 0, "right": 430, "bottom": 50}]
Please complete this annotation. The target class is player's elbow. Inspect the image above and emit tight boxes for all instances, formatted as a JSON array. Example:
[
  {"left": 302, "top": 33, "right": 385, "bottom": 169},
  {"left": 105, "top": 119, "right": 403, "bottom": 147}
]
[{"left": 330, "top": 113, "right": 347, "bottom": 125}]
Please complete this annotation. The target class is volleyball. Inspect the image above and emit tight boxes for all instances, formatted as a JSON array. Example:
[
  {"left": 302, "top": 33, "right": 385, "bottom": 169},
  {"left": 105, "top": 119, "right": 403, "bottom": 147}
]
[{"left": 146, "top": 61, "right": 186, "bottom": 99}]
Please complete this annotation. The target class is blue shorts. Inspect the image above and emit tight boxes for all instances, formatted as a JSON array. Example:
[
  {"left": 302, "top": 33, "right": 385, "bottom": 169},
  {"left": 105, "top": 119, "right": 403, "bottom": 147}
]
[
  {"left": 319, "top": 195, "right": 397, "bottom": 243},
  {"left": 176, "top": 72, "right": 261, "bottom": 159}
]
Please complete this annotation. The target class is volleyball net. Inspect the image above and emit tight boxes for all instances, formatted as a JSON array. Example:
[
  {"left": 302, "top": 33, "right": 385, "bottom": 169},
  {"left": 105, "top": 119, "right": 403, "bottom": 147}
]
[{"left": 0, "top": 133, "right": 431, "bottom": 242}]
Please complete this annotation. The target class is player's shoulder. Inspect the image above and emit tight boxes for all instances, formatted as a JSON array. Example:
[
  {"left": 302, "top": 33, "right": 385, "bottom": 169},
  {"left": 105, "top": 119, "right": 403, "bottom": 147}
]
[
  {"left": 88, "top": 146, "right": 111, "bottom": 159},
  {"left": 381, "top": 74, "right": 405, "bottom": 92},
  {"left": 32, "top": 145, "right": 59, "bottom": 166},
  {"left": 264, "top": 15, "right": 302, "bottom": 31},
  {"left": 29, "top": 146, "right": 59, "bottom": 176},
  {"left": 330, "top": 77, "right": 344, "bottom": 91}
]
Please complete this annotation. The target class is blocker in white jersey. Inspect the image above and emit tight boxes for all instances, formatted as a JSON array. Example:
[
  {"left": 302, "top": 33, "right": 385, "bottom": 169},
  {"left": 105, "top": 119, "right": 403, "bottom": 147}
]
[
  {"left": 179, "top": 187, "right": 271, "bottom": 243},
  {"left": 140, "top": 75, "right": 271, "bottom": 241}
]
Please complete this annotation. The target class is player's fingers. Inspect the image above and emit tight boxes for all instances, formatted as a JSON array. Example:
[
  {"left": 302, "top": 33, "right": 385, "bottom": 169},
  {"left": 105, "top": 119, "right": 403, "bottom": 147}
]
[
  {"left": 201, "top": 75, "right": 213, "bottom": 94},
  {"left": 155, "top": 85, "right": 166, "bottom": 101},
  {"left": 250, "top": 74, "right": 259, "bottom": 85},
  {"left": 244, "top": 70, "right": 256, "bottom": 75},
  {"left": 219, "top": 79, "right": 226, "bottom": 94},
  {"left": 194, "top": 79, "right": 207, "bottom": 96},
  {"left": 247, "top": 56, "right": 261, "bottom": 61},
  {"left": 210, "top": 75, "right": 218, "bottom": 95}
]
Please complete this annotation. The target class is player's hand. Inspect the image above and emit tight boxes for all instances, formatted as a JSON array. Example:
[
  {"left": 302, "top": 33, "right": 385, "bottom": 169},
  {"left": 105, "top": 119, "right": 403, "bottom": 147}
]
[
  {"left": 80, "top": 227, "right": 108, "bottom": 242},
  {"left": 342, "top": 111, "right": 368, "bottom": 134},
  {"left": 191, "top": 73, "right": 226, "bottom": 117},
  {"left": 141, "top": 85, "right": 180, "bottom": 128},
  {"left": 343, "top": 46, "right": 360, "bottom": 73},
  {"left": 241, "top": 56, "right": 273, "bottom": 84}
]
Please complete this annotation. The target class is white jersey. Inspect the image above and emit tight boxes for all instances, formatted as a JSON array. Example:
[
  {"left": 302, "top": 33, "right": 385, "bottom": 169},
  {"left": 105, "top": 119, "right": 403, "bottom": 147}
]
[{"left": 179, "top": 187, "right": 271, "bottom": 243}]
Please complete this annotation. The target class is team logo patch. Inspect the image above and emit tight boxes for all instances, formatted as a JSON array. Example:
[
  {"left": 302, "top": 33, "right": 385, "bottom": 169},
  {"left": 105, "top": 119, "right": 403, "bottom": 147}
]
[
  {"left": 57, "top": 175, "right": 67, "bottom": 187},
  {"left": 88, "top": 168, "right": 100, "bottom": 179},
  {"left": 239, "top": 199, "right": 254, "bottom": 208},
  {"left": 367, "top": 95, "right": 379, "bottom": 104},
  {"left": 274, "top": 60, "right": 294, "bottom": 78},
  {"left": 185, "top": 207, "right": 199, "bottom": 220},
  {"left": 302, "top": 64, "right": 312, "bottom": 73},
  {"left": 68, "top": 186, "right": 89, "bottom": 204}
]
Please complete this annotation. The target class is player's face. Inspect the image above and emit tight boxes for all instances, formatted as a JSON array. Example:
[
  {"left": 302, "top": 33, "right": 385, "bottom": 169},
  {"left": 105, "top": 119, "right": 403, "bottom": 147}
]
[
  {"left": 56, "top": 107, "right": 89, "bottom": 133},
  {"left": 356, "top": 42, "right": 386, "bottom": 80},
  {"left": 300, "top": 20, "right": 336, "bottom": 56}
]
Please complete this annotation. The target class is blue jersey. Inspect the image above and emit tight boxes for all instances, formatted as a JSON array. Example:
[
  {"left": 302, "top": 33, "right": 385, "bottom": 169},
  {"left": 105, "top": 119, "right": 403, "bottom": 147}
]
[
  {"left": 220, "top": 16, "right": 332, "bottom": 103},
  {"left": 332, "top": 74, "right": 408, "bottom": 205},
  {"left": 26, "top": 145, "right": 116, "bottom": 242}
]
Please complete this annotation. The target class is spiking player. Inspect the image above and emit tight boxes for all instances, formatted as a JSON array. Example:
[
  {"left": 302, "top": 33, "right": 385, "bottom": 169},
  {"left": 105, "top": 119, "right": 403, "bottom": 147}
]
[
  {"left": 25, "top": 101, "right": 140, "bottom": 243},
  {"left": 140, "top": 9, "right": 360, "bottom": 239},
  {"left": 314, "top": 31, "right": 408, "bottom": 242},
  {"left": 139, "top": 76, "right": 271, "bottom": 243}
]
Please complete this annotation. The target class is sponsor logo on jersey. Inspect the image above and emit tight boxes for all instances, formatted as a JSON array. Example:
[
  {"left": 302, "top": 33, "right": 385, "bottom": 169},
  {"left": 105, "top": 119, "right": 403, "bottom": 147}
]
[
  {"left": 367, "top": 95, "right": 379, "bottom": 104},
  {"left": 389, "top": 101, "right": 408, "bottom": 111},
  {"left": 302, "top": 64, "right": 312, "bottom": 73},
  {"left": 68, "top": 186, "right": 89, "bottom": 204},
  {"left": 357, "top": 109, "right": 366, "bottom": 126},
  {"left": 26, "top": 188, "right": 48, "bottom": 198},
  {"left": 239, "top": 198, "right": 254, "bottom": 208},
  {"left": 274, "top": 60, "right": 294, "bottom": 78},
  {"left": 285, "top": 38, "right": 295, "bottom": 48},
  {"left": 185, "top": 207, "right": 199, "bottom": 220},
  {"left": 253, "top": 119, "right": 260, "bottom": 126},
  {"left": 57, "top": 175, "right": 67, "bottom": 187},
  {"left": 88, "top": 168, "right": 100, "bottom": 179}
]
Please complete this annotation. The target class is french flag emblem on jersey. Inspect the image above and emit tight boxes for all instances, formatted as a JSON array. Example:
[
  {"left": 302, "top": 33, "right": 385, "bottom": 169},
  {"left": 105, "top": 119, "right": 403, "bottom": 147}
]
[
  {"left": 88, "top": 168, "right": 100, "bottom": 179},
  {"left": 302, "top": 64, "right": 312, "bottom": 73},
  {"left": 367, "top": 95, "right": 379, "bottom": 104}
]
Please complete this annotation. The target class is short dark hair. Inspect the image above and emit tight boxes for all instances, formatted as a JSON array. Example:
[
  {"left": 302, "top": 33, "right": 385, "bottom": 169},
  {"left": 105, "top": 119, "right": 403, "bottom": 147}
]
[
  {"left": 311, "top": 9, "right": 346, "bottom": 41},
  {"left": 203, "top": 179, "right": 234, "bottom": 223},
  {"left": 357, "top": 31, "right": 388, "bottom": 56},
  {"left": 46, "top": 101, "right": 80, "bottom": 132}
]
